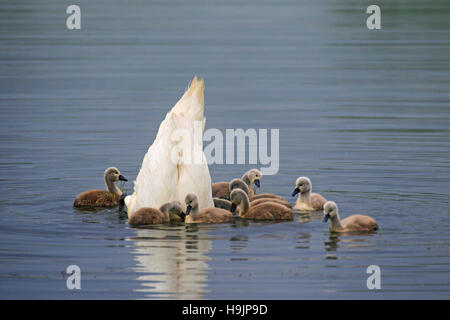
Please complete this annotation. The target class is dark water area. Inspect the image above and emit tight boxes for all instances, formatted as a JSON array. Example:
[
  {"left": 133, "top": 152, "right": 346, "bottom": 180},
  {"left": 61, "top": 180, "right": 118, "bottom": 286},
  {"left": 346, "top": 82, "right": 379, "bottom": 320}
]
[{"left": 0, "top": 0, "right": 449, "bottom": 299}]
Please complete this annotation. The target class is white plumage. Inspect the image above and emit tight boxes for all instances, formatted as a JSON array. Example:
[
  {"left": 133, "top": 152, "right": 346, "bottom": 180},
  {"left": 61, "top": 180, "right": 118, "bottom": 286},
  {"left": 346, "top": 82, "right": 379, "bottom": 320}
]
[{"left": 125, "top": 76, "right": 214, "bottom": 218}]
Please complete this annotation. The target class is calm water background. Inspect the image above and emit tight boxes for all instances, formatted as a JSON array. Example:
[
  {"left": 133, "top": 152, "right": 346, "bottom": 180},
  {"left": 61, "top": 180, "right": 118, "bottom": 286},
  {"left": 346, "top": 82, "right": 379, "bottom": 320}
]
[{"left": 0, "top": 0, "right": 449, "bottom": 299}]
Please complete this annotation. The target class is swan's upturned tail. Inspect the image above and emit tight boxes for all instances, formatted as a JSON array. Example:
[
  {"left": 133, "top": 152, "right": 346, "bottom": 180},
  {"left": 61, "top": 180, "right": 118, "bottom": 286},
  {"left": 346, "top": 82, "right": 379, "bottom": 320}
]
[{"left": 126, "top": 76, "right": 214, "bottom": 218}]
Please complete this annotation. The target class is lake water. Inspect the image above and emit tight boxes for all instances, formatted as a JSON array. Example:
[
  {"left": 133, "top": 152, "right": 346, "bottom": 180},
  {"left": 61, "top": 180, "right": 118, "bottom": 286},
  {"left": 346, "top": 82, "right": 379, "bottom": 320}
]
[{"left": 0, "top": 0, "right": 449, "bottom": 299}]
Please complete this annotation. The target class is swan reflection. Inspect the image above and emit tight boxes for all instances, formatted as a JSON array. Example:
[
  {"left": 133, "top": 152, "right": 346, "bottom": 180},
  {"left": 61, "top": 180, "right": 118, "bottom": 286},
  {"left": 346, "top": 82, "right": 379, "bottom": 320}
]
[
  {"left": 324, "top": 232, "right": 377, "bottom": 252},
  {"left": 127, "top": 224, "right": 211, "bottom": 299}
]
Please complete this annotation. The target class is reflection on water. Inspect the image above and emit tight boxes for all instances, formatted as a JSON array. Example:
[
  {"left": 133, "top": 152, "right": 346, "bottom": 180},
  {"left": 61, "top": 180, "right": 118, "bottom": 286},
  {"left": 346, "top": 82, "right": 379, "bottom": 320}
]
[
  {"left": 325, "top": 233, "right": 377, "bottom": 252},
  {"left": 294, "top": 232, "right": 312, "bottom": 250},
  {"left": 229, "top": 235, "right": 249, "bottom": 252},
  {"left": 128, "top": 225, "right": 211, "bottom": 299},
  {"left": 0, "top": 0, "right": 449, "bottom": 299},
  {"left": 295, "top": 210, "right": 323, "bottom": 224}
]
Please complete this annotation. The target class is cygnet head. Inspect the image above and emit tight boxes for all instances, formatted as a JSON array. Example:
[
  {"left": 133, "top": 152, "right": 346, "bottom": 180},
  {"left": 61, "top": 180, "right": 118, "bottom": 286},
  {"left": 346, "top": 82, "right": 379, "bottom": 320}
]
[
  {"left": 323, "top": 201, "right": 338, "bottom": 223},
  {"left": 184, "top": 193, "right": 199, "bottom": 217},
  {"left": 247, "top": 169, "right": 262, "bottom": 188},
  {"left": 165, "top": 200, "right": 186, "bottom": 221},
  {"left": 104, "top": 167, "right": 127, "bottom": 183},
  {"left": 229, "top": 178, "right": 250, "bottom": 196},
  {"left": 229, "top": 188, "right": 248, "bottom": 213},
  {"left": 292, "top": 176, "right": 311, "bottom": 196}
]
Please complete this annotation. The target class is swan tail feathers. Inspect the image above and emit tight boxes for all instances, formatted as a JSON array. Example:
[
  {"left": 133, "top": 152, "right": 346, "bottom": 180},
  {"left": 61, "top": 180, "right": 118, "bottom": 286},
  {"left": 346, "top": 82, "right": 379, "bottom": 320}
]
[{"left": 172, "top": 75, "right": 205, "bottom": 125}]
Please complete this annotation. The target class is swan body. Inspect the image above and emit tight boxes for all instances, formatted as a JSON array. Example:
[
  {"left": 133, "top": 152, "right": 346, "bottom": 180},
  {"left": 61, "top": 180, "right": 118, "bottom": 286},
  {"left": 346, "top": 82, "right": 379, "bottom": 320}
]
[
  {"left": 74, "top": 167, "right": 127, "bottom": 208},
  {"left": 230, "top": 189, "right": 293, "bottom": 221},
  {"left": 293, "top": 198, "right": 325, "bottom": 211},
  {"left": 252, "top": 193, "right": 285, "bottom": 201},
  {"left": 292, "top": 177, "right": 327, "bottom": 212},
  {"left": 129, "top": 207, "right": 167, "bottom": 225},
  {"left": 125, "top": 77, "right": 214, "bottom": 218},
  {"left": 211, "top": 182, "right": 229, "bottom": 199},
  {"left": 246, "top": 203, "right": 293, "bottom": 220},
  {"left": 323, "top": 201, "right": 378, "bottom": 232},
  {"left": 128, "top": 201, "right": 185, "bottom": 225},
  {"left": 185, "top": 193, "right": 234, "bottom": 224},
  {"left": 250, "top": 197, "right": 292, "bottom": 209}
]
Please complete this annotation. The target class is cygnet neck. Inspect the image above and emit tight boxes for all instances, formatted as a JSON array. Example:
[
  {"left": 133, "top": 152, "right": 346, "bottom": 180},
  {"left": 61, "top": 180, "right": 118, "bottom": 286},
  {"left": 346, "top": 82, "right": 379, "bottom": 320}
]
[
  {"left": 238, "top": 192, "right": 250, "bottom": 216},
  {"left": 329, "top": 210, "right": 343, "bottom": 231},
  {"left": 105, "top": 176, "right": 122, "bottom": 198},
  {"left": 300, "top": 190, "right": 311, "bottom": 204},
  {"left": 186, "top": 203, "right": 199, "bottom": 222}
]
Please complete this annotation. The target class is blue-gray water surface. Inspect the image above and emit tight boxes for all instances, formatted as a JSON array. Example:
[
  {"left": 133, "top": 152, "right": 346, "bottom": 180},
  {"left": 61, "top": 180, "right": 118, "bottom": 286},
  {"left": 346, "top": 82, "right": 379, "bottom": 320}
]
[{"left": 0, "top": 0, "right": 449, "bottom": 299}]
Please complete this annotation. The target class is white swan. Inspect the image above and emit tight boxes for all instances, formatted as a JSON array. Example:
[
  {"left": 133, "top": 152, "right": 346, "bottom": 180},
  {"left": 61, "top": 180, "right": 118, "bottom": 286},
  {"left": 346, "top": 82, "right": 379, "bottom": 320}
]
[{"left": 125, "top": 76, "right": 214, "bottom": 218}]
